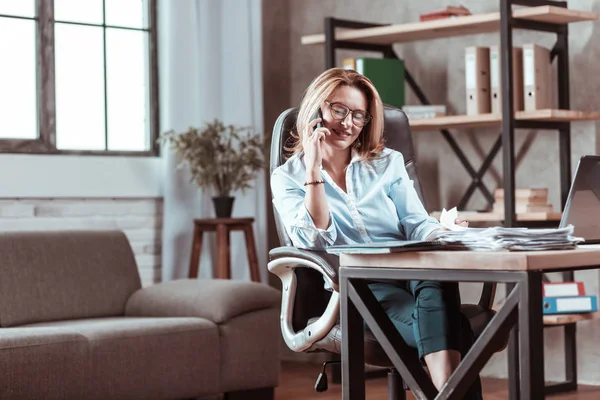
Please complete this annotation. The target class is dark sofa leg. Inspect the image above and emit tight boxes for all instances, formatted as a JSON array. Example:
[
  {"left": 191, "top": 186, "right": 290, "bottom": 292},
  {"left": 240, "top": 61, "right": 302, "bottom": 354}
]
[{"left": 224, "top": 387, "right": 274, "bottom": 400}]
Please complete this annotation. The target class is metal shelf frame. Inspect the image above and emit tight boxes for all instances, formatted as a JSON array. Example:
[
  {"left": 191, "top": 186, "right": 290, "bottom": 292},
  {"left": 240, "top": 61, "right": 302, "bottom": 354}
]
[{"left": 320, "top": 0, "right": 577, "bottom": 395}]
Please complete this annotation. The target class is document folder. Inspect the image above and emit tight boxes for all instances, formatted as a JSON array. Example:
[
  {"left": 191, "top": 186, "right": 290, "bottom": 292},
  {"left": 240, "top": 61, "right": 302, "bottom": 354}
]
[
  {"left": 523, "top": 44, "right": 552, "bottom": 111},
  {"left": 343, "top": 57, "right": 405, "bottom": 109},
  {"left": 542, "top": 296, "right": 598, "bottom": 315},
  {"left": 465, "top": 46, "right": 491, "bottom": 115},
  {"left": 542, "top": 281, "right": 585, "bottom": 297},
  {"left": 490, "top": 46, "right": 524, "bottom": 114},
  {"left": 326, "top": 240, "right": 444, "bottom": 255}
]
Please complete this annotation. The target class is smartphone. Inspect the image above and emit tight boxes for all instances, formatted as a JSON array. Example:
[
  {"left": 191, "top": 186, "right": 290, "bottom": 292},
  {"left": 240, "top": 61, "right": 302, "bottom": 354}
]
[{"left": 312, "top": 108, "right": 323, "bottom": 131}]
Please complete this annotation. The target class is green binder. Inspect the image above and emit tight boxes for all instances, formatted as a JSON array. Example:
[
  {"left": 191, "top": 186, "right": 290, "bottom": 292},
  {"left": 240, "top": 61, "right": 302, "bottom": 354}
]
[{"left": 347, "top": 57, "right": 405, "bottom": 109}]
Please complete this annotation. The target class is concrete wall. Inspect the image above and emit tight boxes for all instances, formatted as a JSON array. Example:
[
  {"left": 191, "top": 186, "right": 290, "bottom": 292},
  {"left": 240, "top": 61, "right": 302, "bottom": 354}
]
[{"left": 263, "top": 0, "right": 600, "bottom": 384}]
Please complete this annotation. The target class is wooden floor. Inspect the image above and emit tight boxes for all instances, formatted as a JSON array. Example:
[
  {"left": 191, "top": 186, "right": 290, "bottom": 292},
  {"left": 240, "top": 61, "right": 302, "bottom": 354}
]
[{"left": 275, "top": 361, "right": 600, "bottom": 399}]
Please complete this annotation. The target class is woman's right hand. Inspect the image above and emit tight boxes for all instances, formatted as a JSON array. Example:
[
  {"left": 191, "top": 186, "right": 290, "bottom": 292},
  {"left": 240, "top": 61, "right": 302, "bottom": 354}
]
[{"left": 303, "top": 117, "right": 330, "bottom": 173}]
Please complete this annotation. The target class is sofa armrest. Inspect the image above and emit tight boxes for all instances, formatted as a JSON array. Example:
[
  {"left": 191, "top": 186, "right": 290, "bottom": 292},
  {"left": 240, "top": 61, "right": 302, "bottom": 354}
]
[
  {"left": 267, "top": 246, "right": 339, "bottom": 352},
  {"left": 125, "top": 279, "right": 280, "bottom": 324}
]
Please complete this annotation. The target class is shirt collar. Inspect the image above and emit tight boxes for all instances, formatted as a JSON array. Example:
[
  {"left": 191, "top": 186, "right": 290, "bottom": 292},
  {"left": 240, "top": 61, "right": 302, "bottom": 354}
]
[{"left": 349, "top": 148, "right": 361, "bottom": 165}]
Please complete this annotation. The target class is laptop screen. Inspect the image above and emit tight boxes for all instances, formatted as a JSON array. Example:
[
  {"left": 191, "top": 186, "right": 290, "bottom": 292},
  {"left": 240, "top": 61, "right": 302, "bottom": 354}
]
[{"left": 560, "top": 155, "right": 600, "bottom": 243}]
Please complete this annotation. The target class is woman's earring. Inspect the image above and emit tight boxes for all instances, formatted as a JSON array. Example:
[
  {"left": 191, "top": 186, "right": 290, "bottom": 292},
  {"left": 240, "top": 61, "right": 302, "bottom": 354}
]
[{"left": 354, "top": 139, "right": 361, "bottom": 148}]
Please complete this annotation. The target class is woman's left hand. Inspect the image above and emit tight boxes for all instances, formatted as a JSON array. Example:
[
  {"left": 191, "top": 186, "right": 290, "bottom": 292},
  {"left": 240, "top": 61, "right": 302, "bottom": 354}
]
[{"left": 454, "top": 218, "right": 469, "bottom": 228}]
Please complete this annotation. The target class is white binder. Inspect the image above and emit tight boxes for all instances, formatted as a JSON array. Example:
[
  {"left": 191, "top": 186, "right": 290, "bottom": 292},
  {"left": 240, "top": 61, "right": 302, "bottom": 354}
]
[
  {"left": 490, "top": 46, "right": 524, "bottom": 114},
  {"left": 465, "top": 46, "right": 491, "bottom": 115},
  {"left": 523, "top": 44, "right": 552, "bottom": 111}
]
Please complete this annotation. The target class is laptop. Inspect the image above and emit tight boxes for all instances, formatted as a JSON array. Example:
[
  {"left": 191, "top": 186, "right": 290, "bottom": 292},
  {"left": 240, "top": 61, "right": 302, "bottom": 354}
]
[{"left": 559, "top": 155, "right": 600, "bottom": 244}]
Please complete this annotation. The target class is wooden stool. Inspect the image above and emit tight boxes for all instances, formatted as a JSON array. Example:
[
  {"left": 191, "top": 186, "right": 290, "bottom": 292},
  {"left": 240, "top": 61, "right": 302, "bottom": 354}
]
[{"left": 188, "top": 217, "right": 260, "bottom": 282}]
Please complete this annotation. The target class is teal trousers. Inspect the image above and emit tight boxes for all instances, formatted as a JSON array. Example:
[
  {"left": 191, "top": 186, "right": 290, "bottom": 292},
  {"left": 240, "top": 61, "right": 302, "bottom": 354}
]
[{"left": 367, "top": 280, "right": 483, "bottom": 400}]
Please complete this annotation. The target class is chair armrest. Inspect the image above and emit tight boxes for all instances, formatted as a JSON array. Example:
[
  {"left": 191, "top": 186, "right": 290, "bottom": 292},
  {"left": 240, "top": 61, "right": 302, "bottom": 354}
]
[
  {"left": 268, "top": 246, "right": 340, "bottom": 352},
  {"left": 269, "top": 246, "right": 338, "bottom": 288},
  {"left": 125, "top": 279, "right": 280, "bottom": 324}
]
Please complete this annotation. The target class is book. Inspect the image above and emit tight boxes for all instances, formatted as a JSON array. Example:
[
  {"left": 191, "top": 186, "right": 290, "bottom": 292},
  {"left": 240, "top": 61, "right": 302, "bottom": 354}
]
[
  {"left": 542, "top": 295, "right": 598, "bottom": 315},
  {"left": 343, "top": 57, "right": 405, "bottom": 109},
  {"left": 404, "top": 111, "right": 446, "bottom": 120},
  {"left": 419, "top": 5, "right": 471, "bottom": 22},
  {"left": 402, "top": 105, "right": 447, "bottom": 114},
  {"left": 325, "top": 240, "right": 445, "bottom": 255},
  {"left": 492, "top": 203, "right": 554, "bottom": 213},
  {"left": 494, "top": 188, "right": 548, "bottom": 201},
  {"left": 425, "top": 5, "right": 472, "bottom": 15},
  {"left": 543, "top": 282, "right": 586, "bottom": 297}
]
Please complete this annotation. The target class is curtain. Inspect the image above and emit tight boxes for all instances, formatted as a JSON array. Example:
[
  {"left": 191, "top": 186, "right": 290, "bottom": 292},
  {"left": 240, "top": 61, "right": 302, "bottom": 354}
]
[{"left": 158, "top": 0, "right": 266, "bottom": 282}]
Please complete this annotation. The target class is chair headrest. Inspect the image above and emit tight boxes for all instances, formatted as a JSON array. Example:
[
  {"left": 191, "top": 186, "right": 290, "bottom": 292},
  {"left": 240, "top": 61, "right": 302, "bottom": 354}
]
[{"left": 269, "top": 105, "right": 415, "bottom": 173}]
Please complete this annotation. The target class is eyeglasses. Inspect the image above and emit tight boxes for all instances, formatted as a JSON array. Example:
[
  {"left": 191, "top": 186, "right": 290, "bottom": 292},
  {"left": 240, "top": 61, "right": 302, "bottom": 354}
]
[{"left": 325, "top": 101, "right": 372, "bottom": 128}]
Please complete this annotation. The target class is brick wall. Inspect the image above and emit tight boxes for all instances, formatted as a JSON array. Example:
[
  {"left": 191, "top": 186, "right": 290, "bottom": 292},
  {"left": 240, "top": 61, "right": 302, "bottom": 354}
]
[{"left": 0, "top": 198, "right": 163, "bottom": 287}]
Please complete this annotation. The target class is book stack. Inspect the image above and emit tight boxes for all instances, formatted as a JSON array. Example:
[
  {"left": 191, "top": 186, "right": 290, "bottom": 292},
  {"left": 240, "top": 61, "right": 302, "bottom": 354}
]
[
  {"left": 419, "top": 5, "right": 472, "bottom": 22},
  {"left": 492, "top": 188, "right": 554, "bottom": 214},
  {"left": 542, "top": 281, "right": 598, "bottom": 315},
  {"left": 402, "top": 105, "right": 447, "bottom": 120}
]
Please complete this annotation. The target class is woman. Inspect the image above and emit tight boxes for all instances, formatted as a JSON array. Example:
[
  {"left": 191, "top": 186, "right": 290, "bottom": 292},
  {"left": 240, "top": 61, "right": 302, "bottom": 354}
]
[{"left": 270, "top": 68, "right": 481, "bottom": 398}]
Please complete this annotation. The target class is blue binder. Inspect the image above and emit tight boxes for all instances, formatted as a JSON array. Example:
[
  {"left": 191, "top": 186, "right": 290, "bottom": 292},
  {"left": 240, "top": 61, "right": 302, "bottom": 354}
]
[{"left": 542, "top": 295, "right": 598, "bottom": 315}]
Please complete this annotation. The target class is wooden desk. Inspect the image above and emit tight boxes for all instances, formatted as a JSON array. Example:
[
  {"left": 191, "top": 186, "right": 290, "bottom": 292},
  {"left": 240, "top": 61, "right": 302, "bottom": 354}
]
[
  {"left": 188, "top": 218, "right": 260, "bottom": 282},
  {"left": 338, "top": 247, "right": 600, "bottom": 400}
]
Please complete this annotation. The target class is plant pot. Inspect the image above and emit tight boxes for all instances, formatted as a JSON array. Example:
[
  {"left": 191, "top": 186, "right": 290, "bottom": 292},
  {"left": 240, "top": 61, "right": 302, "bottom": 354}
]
[{"left": 213, "top": 196, "right": 235, "bottom": 218}]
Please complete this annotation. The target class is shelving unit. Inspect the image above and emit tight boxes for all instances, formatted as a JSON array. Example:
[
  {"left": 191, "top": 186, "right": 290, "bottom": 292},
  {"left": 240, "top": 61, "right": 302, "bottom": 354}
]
[
  {"left": 302, "top": 0, "right": 599, "bottom": 394},
  {"left": 301, "top": 6, "right": 597, "bottom": 45},
  {"left": 302, "top": 2, "right": 600, "bottom": 224}
]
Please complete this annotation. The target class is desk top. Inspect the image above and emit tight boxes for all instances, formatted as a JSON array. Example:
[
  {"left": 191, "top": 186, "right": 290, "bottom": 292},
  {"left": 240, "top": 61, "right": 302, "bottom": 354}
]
[{"left": 340, "top": 246, "right": 600, "bottom": 271}]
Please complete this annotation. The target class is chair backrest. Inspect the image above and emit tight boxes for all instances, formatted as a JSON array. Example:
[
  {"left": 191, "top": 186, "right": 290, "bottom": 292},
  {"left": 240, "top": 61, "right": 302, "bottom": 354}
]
[
  {"left": 270, "top": 105, "right": 426, "bottom": 331},
  {"left": 0, "top": 230, "right": 142, "bottom": 327}
]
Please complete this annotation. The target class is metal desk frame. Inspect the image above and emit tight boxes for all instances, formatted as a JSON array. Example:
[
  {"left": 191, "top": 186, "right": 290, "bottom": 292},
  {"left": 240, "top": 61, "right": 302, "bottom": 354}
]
[{"left": 339, "top": 262, "right": 599, "bottom": 400}]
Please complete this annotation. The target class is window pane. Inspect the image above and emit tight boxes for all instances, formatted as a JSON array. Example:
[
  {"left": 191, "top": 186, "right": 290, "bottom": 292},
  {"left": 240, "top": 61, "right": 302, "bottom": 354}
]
[
  {"left": 106, "top": 0, "right": 147, "bottom": 29},
  {"left": 54, "top": 0, "right": 103, "bottom": 24},
  {"left": 0, "top": 18, "right": 37, "bottom": 139},
  {"left": 106, "top": 29, "right": 149, "bottom": 151},
  {"left": 55, "top": 24, "right": 105, "bottom": 150},
  {"left": 0, "top": 0, "right": 35, "bottom": 18}
]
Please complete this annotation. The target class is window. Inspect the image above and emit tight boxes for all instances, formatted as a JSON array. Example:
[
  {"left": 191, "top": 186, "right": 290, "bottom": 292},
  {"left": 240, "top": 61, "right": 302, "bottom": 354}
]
[{"left": 0, "top": 0, "right": 158, "bottom": 155}]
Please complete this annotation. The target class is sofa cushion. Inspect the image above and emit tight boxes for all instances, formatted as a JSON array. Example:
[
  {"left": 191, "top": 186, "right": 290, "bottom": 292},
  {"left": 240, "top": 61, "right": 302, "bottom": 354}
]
[
  {"left": 218, "top": 307, "right": 281, "bottom": 393},
  {"left": 22, "top": 316, "right": 221, "bottom": 399},
  {"left": 0, "top": 230, "right": 142, "bottom": 327},
  {"left": 0, "top": 327, "right": 88, "bottom": 400},
  {"left": 125, "top": 279, "right": 281, "bottom": 324}
]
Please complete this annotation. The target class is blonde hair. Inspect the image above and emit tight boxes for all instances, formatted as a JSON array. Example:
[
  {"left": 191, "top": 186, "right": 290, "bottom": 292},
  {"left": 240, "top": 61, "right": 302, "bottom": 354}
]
[{"left": 288, "top": 68, "right": 385, "bottom": 161}]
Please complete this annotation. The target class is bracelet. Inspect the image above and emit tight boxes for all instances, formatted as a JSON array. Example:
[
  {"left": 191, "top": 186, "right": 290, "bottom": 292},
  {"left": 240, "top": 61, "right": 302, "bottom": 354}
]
[{"left": 304, "top": 180, "right": 325, "bottom": 186}]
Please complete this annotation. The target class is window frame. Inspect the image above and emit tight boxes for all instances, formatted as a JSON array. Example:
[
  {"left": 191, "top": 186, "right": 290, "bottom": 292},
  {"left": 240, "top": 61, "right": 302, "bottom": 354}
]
[{"left": 0, "top": 0, "right": 159, "bottom": 156}]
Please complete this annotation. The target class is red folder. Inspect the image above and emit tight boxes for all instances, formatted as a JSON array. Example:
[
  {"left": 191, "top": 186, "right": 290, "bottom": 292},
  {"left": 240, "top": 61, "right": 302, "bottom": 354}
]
[{"left": 542, "top": 282, "right": 585, "bottom": 297}]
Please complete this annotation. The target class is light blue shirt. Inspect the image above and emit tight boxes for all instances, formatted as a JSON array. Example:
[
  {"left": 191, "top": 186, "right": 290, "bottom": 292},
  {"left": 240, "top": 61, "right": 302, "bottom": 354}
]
[{"left": 271, "top": 147, "right": 441, "bottom": 250}]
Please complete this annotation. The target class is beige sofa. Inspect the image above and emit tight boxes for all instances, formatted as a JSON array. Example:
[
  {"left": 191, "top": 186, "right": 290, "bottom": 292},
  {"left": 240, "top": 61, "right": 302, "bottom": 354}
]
[{"left": 0, "top": 230, "right": 280, "bottom": 400}]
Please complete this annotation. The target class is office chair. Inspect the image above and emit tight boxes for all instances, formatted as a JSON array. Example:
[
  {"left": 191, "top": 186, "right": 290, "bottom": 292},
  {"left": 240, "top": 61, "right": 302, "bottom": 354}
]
[{"left": 267, "top": 105, "right": 502, "bottom": 399}]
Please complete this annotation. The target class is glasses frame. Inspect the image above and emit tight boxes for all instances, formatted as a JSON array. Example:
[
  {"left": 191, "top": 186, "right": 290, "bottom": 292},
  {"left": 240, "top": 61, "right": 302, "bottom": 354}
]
[{"left": 324, "top": 100, "right": 372, "bottom": 128}]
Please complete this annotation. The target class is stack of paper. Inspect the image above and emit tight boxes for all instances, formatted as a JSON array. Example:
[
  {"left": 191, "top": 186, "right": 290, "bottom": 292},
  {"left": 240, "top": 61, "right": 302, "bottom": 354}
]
[{"left": 433, "top": 225, "right": 584, "bottom": 251}]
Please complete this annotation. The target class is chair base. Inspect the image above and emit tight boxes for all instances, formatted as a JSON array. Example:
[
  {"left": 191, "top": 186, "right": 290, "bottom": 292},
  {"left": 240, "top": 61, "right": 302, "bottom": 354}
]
[
  {"left": 329, "top": 359, "right": 389, "bottom": 384},
  {"left": 388, "top": 369, "right": 406, "bottom": 400}
]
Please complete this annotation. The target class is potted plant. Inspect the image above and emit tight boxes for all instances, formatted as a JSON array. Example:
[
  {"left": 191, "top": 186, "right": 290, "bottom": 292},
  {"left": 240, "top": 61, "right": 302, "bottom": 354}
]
[{"left": 159, "top": 119, "right": 268, "bottom": 218}]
